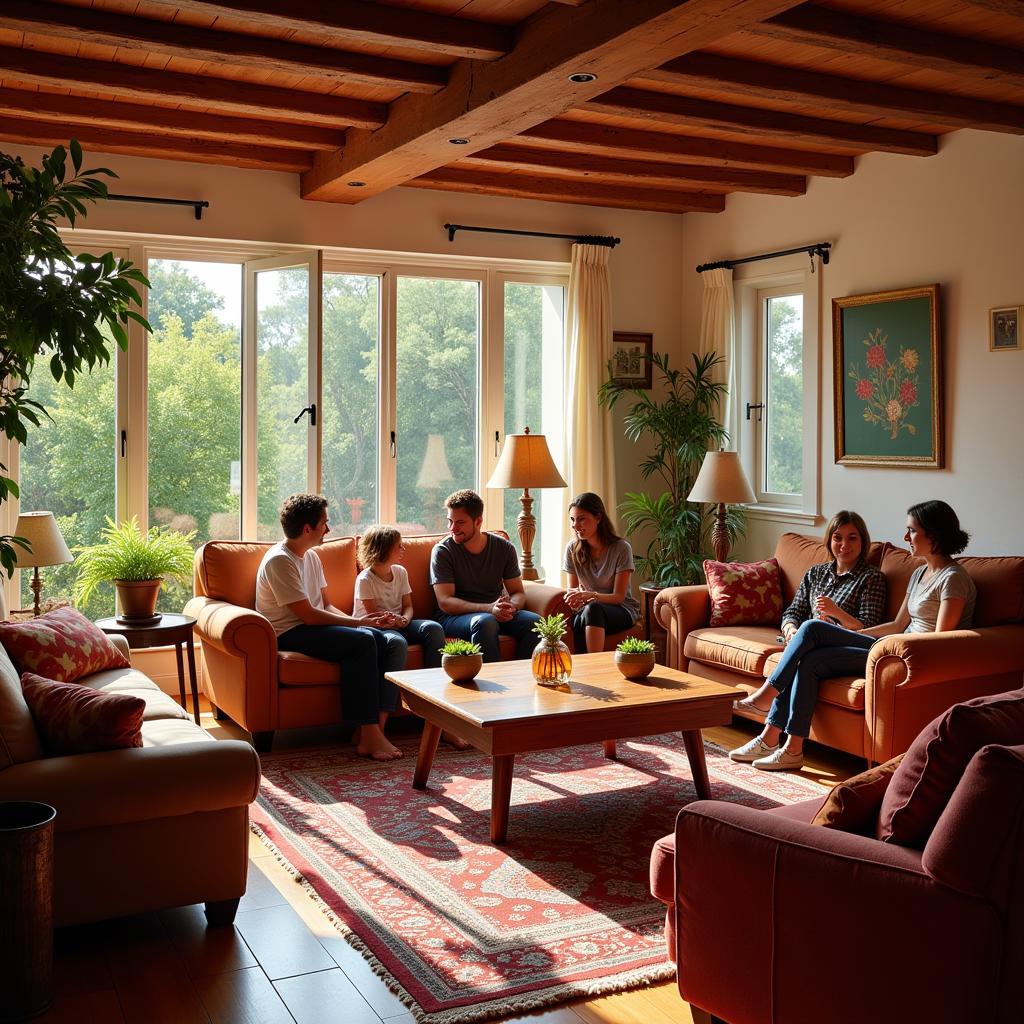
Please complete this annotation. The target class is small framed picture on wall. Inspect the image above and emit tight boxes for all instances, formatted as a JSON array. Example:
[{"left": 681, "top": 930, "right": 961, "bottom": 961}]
[
  {"left": 989, "top": 306, "right": 1021, "bottom": 351},
  {"left": 610, "top": 332, "right": 653, "bottom": 389}
]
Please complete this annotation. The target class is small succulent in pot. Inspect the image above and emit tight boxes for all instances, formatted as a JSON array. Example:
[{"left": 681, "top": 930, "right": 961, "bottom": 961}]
[
  {"left": 531, "top": 613, "right": 572, "bottom": 687},
  {"left": 439, "top": 639, "right": 484, "bottom": 682},
  {"left": 614, "top": 636, "right": 657, "bottom": 680}
]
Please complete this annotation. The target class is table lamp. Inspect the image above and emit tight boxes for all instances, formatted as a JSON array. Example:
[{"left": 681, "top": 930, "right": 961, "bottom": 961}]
[
  {"left": 14, "top": 512, "right": 73, "bottom": 616},
  {"left": 486, "top": 427, "right": 567, "bottom": 580},
  {"left": 686, "top": 450, "right": 755, "bottom": 562}
]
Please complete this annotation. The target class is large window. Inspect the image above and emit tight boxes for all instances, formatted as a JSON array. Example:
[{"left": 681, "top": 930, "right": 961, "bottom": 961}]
[{"left": 759, "top": 289, "right": 803, "bottom": 501}]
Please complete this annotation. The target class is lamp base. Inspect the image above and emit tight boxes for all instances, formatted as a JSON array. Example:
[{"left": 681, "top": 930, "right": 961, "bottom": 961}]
[
  {"left": 711, "top": 503, "right": 732, "bottom": 563},
  {"left": 517, "top": 489, "right": 539, "bottom": 580}
]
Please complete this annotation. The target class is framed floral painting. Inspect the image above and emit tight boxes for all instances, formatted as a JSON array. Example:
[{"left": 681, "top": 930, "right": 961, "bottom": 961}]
[{"left": 833, "top": 284, "right": 943, "bottom": 468}]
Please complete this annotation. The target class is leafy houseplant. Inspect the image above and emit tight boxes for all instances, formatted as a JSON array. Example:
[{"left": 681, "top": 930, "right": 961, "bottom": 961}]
[
  {"left": 599, "top": 350, "right": 745, "bottom": 588},
  {"left": 614, "top": 637, "right": 657, "bottom": 680},
  {"left": 439, "top": 639, "right": 483, "bottom": 683},
  {"left": 73, "top": 517, "right": 195, "bottom": 622},
  {"left": 1, "top": 140, "right": 151, "bottom": 578},
  {"left": 531, "top": 613, "right": 571, "bottom": 687}
]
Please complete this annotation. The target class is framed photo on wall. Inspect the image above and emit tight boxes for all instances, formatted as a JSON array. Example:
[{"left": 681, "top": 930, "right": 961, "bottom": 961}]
[
  {"left": 989, "top": 306, "right": 1021, "bottom": 351},
  {"left": 833, "top": 284, "right": 943, "bottom": 468},
  {"left": 610, "top": 332, "right": 653, "bottom": 389}
]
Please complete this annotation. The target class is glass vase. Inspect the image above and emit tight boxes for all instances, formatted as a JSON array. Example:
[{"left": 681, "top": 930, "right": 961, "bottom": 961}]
[{"left": 531, "top": 638, "right": 572, "bottom": 687}]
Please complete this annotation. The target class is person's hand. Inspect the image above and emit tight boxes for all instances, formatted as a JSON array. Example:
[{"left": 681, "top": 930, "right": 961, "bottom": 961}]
[
  {"left": 491, "top": 599, "right": 516, "bottom": 622},
  {"left": 565, "top": 589, "right": 595, "bottom": 611},
  {"left": 392, "top": 614, "right": 409, "bottom": 628},
  {"left": 815, "top": 596, "right": 841, "bottom": 623},
  {"left": 361, "top": 613, "right": 391, "bottom": 627},
  {"left": 781, "top": 622, "right": 798, "bottom": 643}
]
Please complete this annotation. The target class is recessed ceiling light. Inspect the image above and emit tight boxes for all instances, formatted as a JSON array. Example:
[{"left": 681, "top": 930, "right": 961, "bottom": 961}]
[
  {"left": 568, "top": 72, "right": 597, "bottom": 83},
  {"left": 449, "top": 138, "right": 470, "bottom": 145},
  {"left": 347, "top": 181, "right": 366, "bottom": 187}
]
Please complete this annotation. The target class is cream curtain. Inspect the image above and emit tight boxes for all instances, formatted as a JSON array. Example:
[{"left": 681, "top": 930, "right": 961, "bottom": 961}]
[
  {"left": 698, "top": 267, "right": 739, "bottom": 449},
  {"left": 561, "top": 243, "right": 616, "bottom": 554}
]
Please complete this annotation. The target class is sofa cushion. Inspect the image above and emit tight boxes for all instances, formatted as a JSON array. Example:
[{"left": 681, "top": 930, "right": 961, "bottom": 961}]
[
  {"left": 278, "top": 651, "right": 341, "bottom": 686},
  {"left": 83, "top": 667, "right": 189, "bottom": 721},
  {"left": 704, "top": 559, "right": 783, "bottom": 627},
  {"left": 197, "top": 541, "right": 271, "bottom": 607},
  {"left": 319, "top": 538, "right": 358, "bottom": 614},
  {"left": 685, "top": 626, "right": 783, "bottom": 677},
  {"left": 878, "top": 688, "right": 1024, "bottom": 847},
  {"left": 0, "top": 607, "right": 129, "bottom": 684},
  {"left": 22, "top": 671, "right": 145, "bottom": 756},
  {"left": 811, "top": 754, "right": 904, "bottom": 833},
  {"left": 0, "top": 643, "right": 44, "bottom": 766}
]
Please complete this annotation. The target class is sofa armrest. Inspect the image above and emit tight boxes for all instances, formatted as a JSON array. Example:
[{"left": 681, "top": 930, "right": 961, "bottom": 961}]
[
  {"left": 522, "top": 582, "right": 571, "bottom": 619},
  {"left": 185, "top": 596, "right": 277, "bottom": 659},
  {"left": 107, "top": 633, "right": 131, "bottom": 662},
  {"left": 0, "top": 740, "right": 260, "bottom": 832},
  {"left": 653, "top": 586, "right": 710, "bottom": 670}
]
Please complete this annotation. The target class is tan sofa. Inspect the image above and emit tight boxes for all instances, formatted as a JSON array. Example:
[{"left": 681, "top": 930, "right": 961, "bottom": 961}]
[
  {"left": 654, "top": 532, "right": 1024, "bottom": 763},
  {"left": 0, "top": 635, "right": 260, "bottom": 927}
]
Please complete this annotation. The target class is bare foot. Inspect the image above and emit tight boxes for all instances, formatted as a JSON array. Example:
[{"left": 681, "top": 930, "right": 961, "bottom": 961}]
[
  {"left": 442, "top": 731, "right": 472, "bottom": 751},
  {"left": 355, "top": 725, "right": 404, "bottom": 761}
]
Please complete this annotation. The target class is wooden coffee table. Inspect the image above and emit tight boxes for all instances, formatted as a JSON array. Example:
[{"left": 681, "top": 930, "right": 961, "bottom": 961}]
[{"left": 386, "top": 651, "right": 742, "bottom": 843}]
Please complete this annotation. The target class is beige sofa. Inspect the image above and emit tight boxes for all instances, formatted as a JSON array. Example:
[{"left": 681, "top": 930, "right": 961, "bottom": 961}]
[{"left": 0, "top": 635, "right": 260, "bottom": 927}]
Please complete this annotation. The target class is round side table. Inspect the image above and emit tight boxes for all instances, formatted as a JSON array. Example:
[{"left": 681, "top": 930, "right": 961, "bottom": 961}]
[{"left": 95, "top": 613, "right": 200, "bottom": 726}]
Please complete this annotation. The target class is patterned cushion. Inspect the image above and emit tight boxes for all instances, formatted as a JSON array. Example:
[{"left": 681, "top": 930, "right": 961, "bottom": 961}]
[
  {"left": 703, "top": 558, "right": 784, "bottom": 627},
  {"left": 21, "top": 671, "right": 145, "bottom": 756},
  {"left": 0, "top": 607, "right": 129, "bottom": 683}
]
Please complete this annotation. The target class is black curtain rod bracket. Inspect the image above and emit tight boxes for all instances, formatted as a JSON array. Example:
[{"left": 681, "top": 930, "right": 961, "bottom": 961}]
[
  {"left": 696, "top": 241, "right": 831, "bottom": 274},
  {"left": 444, "top": 223, "right": 619, "bottom": 248},
  {"left": 109, "top": 194, "right": 210, "bottom": 221}
]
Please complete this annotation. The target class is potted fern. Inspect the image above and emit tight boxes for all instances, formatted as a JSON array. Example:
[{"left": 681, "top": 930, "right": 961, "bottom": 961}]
[
  {"left": 73, "top": 517, "right": 195, "bottom": 623},
  {"left": 614, "top": 637, "right": 657, "bottom": 680},
  {"left": 531, "top": 613, "right": 571, "bottom": 687},
  {"left": 439, "top": 639, "right": 484, "bottom": 683}
]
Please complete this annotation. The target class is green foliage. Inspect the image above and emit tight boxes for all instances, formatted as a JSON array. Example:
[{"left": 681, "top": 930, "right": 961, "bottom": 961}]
[
  {"left": 73, "top": 517, "right": 195, "bottom": 606},
  {"left": 439, "top": 639, "right": 483, "bottom": 657},
  {"left": 0, "top": 141, "right": 151, "bottom": 575},
  {"left": 532, "top": 612, "right": 568, "bottom": 644},
  {"left": 764, "top": 297, "right": 803, "bottom": 495},
  {"left": 599, "top": 350, "right": 745, "bottom": 587},
  {"left": 616, "top": 637, "right": 655, "bottom": 654}
]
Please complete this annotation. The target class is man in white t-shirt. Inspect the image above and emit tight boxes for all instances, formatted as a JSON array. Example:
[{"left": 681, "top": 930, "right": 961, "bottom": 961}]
[{"left": 255, "top": 493, "right": 403, "bottom": 761}]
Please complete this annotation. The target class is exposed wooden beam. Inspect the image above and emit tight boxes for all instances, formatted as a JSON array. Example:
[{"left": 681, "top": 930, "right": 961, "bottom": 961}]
[
  {"left": 407, "top": 167, "right": 727, "bottom": 214},
  {"left": 301, "top": 0, "right": 809, "bottom": 202},
  {"left": 0, "top": 45, "right": 386, "bottom": 129},
  {"left": 155, "top": 0, "right": 512, "bottom": 60},
  {"left": 582, "top": 87, "right": 938, "bottom": 155},
  {"left": 643, "top": 53, "right": 1024, "bottom": 133},
  {"left": 519, "top": 119, "right": 855, "bottom": 176},
  {"left": 958, "top": 0, "right": 1024, "bottom": 15},
  {"left": 0, "top": 87, "right": 344, "bottom": 151},
  {"left": 462, "top": 143, "right": 806, "bottom": 195},
  {"left": 0, "top": 0, "right": 447, "bottom": 94},
  {"left": 747, "top": 4, "right": 1024, "bottom": 89},
  {"left": 0, "top": 115, "right": 312, "bottom": 172}
]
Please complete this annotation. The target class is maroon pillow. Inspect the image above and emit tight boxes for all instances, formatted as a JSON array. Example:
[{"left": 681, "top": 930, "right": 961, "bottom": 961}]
[
  {"left": 877, "top": 688, "right": 1024, "bottom": 848},
  {"left": 811, "top": 754, "right": 904, "bottom": 834},
  {"left": 0, "top": 607, "right": 129, "bottom": 683},
  {"left": 704, "top": 558, "right": 784, "bottom": 627},
  {"left": 21, "top": 672, "right": 144, "bottom": 757}
]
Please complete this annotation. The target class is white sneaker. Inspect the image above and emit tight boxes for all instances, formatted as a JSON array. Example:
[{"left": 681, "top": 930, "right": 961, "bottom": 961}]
[
  {"left": 752, "top": 746, "right": 804, "bottom": 772},
  {"left": 729, "top": 736, "right": 778, "bottom": 763}
]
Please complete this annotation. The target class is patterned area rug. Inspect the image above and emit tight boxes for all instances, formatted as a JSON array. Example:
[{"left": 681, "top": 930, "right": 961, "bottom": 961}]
[{"left": 252, "top": 734, "right": 825, "bottom": 1024}]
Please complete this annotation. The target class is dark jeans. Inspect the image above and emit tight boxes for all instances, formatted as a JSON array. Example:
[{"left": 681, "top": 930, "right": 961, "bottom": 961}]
[
  {"left": 380, "top": 619, "right": 446, "bottom": 671},
  {"left": 436, "top": 610, "right": 541, "bottom": 663},
  {"left": 765, "top": 619, "right": 877, "bottom": 739},
  {"left": 277, "top": 623, "right": 399, "bottom": 722},
  {"left": 571, "top": 602, "right": 635, "bottom": 652}
]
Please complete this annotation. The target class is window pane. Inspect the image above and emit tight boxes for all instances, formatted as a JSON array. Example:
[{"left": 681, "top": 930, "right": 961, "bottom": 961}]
[
  {"left": 764, "top": 294, "right": 803, "bottom": 496},
  {"left": 502, "top": 283, "right": 565, "bottom": 577},
  {"left": 322, "top": 273, "right": 379, "bottom": 535},
  {"left": 396, "top": 277, "right": 479, "bottom": 535},
  {"left": 147, "top": 260, "right": 242, "bottom": 613}
]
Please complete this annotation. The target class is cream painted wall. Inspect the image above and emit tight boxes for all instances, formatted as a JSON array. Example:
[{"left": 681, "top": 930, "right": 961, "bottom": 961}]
[{"left": 679, "top": 130, "right": 1024, "bottom": 557}]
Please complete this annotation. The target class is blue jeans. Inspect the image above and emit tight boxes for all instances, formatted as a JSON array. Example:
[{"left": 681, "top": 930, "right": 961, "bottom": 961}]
[
  {"left": 277, "top": 624, "right": 399, "bottom": 721},
  {"left": 765, "top": 619, "right": 877, "bottom": 739},
  {"left": 380, "top": 619, "right": 446, "bottom": 671},
  {"left": 436, "top": 610, "right": 541, "bottom": 663}
]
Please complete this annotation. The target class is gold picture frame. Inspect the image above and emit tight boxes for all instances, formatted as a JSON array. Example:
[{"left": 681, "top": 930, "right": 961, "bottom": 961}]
[{"left": 989, "top": 306, "right": 1022, "bottom": 351}]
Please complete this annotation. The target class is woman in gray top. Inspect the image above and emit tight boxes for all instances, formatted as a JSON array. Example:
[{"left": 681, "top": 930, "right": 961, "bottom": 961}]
[{"left": 562, "top": 492, "right": 641, "bottom": 653}]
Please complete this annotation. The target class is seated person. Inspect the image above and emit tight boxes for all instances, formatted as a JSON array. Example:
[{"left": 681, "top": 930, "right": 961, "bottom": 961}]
[{"left": 430, "top": 489, "right": 540, "bottom": 663}]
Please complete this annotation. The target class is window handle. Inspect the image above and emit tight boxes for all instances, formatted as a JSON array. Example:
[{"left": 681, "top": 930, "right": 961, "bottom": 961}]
[
  {"left": 495, "top": 430, "right": 500, "bottom": 457},
  {"left": 746, "top": 402, "right": 764, "bottom": 422},
  {"left": 390, "top": 430, "right": 396, "bottom": 458},
  {"left": 121, "top": 429, "right": 127, "bottom": 457},
  {"left": 293, "top": 404, "right": 316, "bottom": 426}
]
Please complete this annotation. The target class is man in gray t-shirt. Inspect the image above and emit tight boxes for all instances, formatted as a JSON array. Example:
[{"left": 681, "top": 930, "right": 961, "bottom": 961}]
[{"left": 430, "top": 489, "right": 541, "bottom": 662}]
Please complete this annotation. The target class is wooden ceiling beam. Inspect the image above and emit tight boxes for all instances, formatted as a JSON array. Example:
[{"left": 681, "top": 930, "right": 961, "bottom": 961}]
[
  {"left": 0, "top": 115, "right": 312, "bottom": 172},
  {"left": 0, "top": 45, "right": 386, "bottom": 129},
  {"left": 156, "top": 0, "right": 512, "bottom": 61},
  {"left": 300, "top": 0, "right": 810, "bottom": 202},
  {"left": 0, "top": 87, "right": 344, "bottom": 151},
  {"left": 407, "top": 167, "right": 727, "bottom": 214},
  {"left": 462, "top": 143, "right": 807, "bottom": 195},
  {"left": 0, "top": 0, "right": 446, "bottom": 94},
  {"left": 582, "top": 87, "right": 938, "bottom": 155},
  {"left": 958, "top": 0, "right": 1024, "bottom": 15},
  {"left": 644, "top": 53, "right": 1024, "bottom": 133},
  {"left": 518, "top": 118, "right": 855, "bottom": 176},
  {"left": 747, "top": 4, "right": 1024, "bottom": 89}
]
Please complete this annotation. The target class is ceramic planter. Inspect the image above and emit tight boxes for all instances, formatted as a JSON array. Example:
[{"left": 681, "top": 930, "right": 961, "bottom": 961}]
[
  {"left": 115, "top": 579, "right": 162, "bottom": 623},
  {"left": 614, "top": 650, "right": 656, "bottom": 680},
  {"left": 441, "top": 653, "right": 483, "bottom": 683}
]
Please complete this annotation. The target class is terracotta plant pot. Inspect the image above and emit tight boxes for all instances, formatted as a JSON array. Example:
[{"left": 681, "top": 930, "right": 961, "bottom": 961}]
[
  {"left": 614, "top": 651, "right": 656, "bottom": 681},
  {"left": 115, "top": 579, "right": 162, "bottom": 623},
  {"left": 441, "top": 653, "right": 483, "bottom": 683}
]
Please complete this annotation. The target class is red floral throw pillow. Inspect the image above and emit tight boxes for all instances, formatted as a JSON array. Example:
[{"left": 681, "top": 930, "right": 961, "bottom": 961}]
[
  {"left": 21, "top": 672, "right": 144, "bottom": 756},
  {"left": 0, "top": 607, "right": 129, "bottom": 684},
  {"left": 704, "top": 558, "right": 784, "bottom": 627}
]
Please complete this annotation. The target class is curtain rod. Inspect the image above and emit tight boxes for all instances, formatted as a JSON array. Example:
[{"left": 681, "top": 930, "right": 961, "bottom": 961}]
[
  {"left": 444, "top": 223, "right": 620, "bottom": 247},
  {"left": 108, "top": 194, "right": 210, "bottom": 221},
  {"left": 696, "top": 241, "right": 831, "bottom": 273}
]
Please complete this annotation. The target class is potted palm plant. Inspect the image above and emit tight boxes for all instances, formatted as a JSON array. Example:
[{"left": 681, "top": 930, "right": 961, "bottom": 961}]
[{"left": 73, "top": 517, "right": 195, "bottom": 623}]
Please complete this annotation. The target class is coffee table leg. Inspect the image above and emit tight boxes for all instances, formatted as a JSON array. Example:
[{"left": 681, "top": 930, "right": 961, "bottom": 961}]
[
  {"left": 682, "top": 730, "right": 712, "bottom": 799},
  {"left": 413, "top": 723, "right": 442, "bottom": 789},
  {"left": 491, "top": 754, "right": 515, "bottom": 844},
  {"left": 602, "top": 740, "right": 618, "bottom": 760}
]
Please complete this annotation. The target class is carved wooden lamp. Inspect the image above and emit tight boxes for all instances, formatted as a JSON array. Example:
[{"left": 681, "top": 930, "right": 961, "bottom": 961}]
[
  {"left": 14, "top": 511, "right": 73, "bottom": 616},
  {"left": 486, "top": 427, "right": 566, "bottom": 581},
  {"left": 687, "top": 450, "right": 755, "bottom": 563}
]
